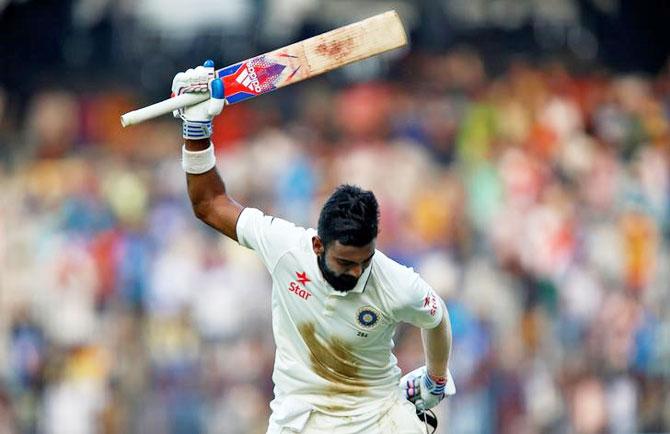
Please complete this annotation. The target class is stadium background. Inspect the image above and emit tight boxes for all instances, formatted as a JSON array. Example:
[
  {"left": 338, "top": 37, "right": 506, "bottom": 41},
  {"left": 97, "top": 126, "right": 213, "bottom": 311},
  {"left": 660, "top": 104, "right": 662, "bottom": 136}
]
[{"left": 1, "top": 0, "right": 670, "bottom": 433}]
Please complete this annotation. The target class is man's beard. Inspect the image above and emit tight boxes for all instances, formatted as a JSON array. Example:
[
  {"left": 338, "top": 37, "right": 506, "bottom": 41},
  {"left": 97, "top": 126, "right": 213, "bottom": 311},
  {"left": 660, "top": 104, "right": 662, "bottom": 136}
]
[{"left": 317, "top": 253, "right": 359, "bottom": 292}]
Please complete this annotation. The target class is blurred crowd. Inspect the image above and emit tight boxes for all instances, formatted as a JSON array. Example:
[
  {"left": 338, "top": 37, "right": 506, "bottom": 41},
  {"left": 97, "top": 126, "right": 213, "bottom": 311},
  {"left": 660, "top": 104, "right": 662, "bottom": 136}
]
[{"left": 1, "top": 49, "right": 670, "bottom": 434}]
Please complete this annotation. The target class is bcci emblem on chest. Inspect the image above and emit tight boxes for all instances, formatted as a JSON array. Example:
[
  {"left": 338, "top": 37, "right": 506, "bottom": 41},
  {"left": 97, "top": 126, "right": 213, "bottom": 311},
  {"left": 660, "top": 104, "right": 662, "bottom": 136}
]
[{"left": 356, "top": 306, "right": 381, "bottom": 329}]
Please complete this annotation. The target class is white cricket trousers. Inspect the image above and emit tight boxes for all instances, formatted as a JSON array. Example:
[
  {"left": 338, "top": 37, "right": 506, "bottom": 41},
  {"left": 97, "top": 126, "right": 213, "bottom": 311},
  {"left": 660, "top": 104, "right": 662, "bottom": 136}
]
[{"left": 272, "top": 397, "right": 427, "bottom": 434}]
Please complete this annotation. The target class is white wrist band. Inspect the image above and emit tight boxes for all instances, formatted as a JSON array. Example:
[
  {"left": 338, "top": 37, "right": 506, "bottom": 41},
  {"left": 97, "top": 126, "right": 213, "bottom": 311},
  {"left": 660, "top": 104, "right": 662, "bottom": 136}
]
[{"left": 182, "top": 143, "right": 216, "bottom": 174}]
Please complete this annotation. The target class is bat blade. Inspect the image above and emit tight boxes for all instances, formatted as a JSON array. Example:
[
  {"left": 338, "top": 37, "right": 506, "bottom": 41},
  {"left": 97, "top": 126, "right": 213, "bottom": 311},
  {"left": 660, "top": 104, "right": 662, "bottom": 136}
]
[
  {"left": 217, "top": 10, "right": 406, "bottom": 105},
  {"left": 120, "top": 10, "right": 407, "bottom": 127}
]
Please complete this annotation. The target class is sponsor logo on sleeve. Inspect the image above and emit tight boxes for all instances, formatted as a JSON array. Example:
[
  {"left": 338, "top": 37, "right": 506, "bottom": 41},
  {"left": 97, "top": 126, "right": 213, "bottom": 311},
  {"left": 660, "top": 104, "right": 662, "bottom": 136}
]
[{"left": 423, "top": 292, "right": 438, "bottom": 316}]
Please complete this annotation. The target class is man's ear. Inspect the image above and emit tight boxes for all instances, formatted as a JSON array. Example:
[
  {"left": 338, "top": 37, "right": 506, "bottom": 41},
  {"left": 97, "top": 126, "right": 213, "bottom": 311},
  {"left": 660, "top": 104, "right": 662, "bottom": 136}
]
[{"left": 312, "top": 236, "right": 324, "bottom": 256}]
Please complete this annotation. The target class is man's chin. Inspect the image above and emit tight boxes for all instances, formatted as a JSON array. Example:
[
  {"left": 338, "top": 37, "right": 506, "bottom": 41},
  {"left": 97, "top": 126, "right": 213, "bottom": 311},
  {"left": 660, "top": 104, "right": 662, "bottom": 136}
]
[
  {"left": 327, "top": 277, "right": 358, "bottom": 292},
  {"left": 331, "top": 284, "right": 356, "bottom": 293},
  {"left": 318, "top": 255, "right": 358, "bottom": 292}
]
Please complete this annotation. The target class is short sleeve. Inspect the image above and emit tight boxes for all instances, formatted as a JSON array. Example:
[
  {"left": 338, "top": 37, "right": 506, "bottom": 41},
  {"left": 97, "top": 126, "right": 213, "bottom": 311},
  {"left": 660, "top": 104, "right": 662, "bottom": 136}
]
[
  {"left": 393, "top": 274, "right": 444, "bottom": 329},
  {"left": 236, "top": 208, "right": 307, "bottom": 272}
]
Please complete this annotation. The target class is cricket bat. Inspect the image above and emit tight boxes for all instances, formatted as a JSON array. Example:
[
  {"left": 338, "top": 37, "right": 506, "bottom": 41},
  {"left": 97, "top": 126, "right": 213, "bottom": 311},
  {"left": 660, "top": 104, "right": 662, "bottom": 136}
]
[{"left": 120, "top": 10, "right": 407, "bottom": 127}]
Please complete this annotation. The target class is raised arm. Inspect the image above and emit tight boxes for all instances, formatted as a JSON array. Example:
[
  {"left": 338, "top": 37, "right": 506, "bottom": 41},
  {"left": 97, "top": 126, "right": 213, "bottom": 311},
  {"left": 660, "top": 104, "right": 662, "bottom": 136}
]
[
  {"left": 185, "top": 138, "right": 243, "bottom": 241},
  {"left": 174, "top": 61, "right": 243, "bottom": 241}
]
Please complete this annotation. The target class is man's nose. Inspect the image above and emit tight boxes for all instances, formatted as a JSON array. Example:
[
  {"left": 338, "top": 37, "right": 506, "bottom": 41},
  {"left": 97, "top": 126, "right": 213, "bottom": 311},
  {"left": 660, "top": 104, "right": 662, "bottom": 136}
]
[{"left": 347, "top": 264, "right": 363, "bottom": 279}]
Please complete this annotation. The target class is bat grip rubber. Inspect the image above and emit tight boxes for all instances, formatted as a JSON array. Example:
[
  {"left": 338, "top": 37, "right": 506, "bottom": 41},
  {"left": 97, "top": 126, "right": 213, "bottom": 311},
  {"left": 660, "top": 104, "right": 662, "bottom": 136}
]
[{"left": 120, "top": 93, "right": 209, "bottom": 127}]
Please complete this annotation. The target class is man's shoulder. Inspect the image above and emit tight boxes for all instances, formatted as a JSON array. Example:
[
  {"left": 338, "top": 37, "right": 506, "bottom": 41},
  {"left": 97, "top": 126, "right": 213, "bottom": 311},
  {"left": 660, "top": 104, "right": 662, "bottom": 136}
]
[
  {"left": 368, "top": 250, "right": 428, "bottom": 317},
  {"left": 241, "top": 208, "right": 312, "bottom": 237},
  {"left": 275, "top": 226, "right": 316, "bottom": 260},
  {"left": 299, "top": 227, "right": 317, "bottom": 249},
  {"left": 237, "top": 207, "right": 315, "bottom": 268},
  {"left": 371, "top": 250, "right": 418, "bottom": 289},
  {"left": 372, "top": 249, "right": 415, "bottom": 273}
]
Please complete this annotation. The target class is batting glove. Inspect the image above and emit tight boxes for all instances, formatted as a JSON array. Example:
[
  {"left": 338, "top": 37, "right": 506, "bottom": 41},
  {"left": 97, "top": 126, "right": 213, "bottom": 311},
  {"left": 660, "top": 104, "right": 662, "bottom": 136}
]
[
  {"left": 171, "top": 59, "right": 225, "bottom": 139},
  {"left": 400, "top": 366, "right": 456, "bottom": 411}
]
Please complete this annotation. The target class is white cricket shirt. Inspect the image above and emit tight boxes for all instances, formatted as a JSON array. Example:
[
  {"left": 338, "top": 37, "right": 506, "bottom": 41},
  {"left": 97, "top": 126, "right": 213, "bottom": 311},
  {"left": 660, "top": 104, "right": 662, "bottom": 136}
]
[{"left": 236, "top": 208, "right": 444, "bottom": 419}]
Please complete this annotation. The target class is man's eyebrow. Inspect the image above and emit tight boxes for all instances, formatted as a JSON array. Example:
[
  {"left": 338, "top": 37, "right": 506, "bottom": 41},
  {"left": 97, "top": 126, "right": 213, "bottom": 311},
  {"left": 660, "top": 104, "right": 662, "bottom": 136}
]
[{"left": 335, "top": 251, "right": 375, "bottom": 265}]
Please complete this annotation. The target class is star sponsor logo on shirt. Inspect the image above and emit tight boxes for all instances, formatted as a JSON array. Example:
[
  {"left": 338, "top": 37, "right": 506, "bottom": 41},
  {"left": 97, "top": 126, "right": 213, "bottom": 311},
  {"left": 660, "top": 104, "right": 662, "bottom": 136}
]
[
  {"left": 287, "top": 272, "right": 312, "bottom": 300},
  {"left": 356, "top": 306, "right": 381, "bottom": 330},
  {"left": 296, "top": 271, "right": 311, "bottom": 287},
  {"left": 288, "top": 281, "right": 312, "bottom": 300},
  {"left": 423, "top": 292, "right": 438, "bottom": 316}
]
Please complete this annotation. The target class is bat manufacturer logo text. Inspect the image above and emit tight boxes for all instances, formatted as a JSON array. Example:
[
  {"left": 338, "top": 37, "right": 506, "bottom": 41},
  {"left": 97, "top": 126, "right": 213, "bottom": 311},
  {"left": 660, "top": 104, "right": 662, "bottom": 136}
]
[{"left": 235, "top": 63, "right": 262, "bottom": 93}]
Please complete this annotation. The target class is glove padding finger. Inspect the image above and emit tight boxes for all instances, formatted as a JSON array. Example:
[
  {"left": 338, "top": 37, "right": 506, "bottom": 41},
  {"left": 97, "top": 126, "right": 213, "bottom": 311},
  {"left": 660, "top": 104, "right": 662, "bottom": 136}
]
[
  {"left": 188, "top": 66, "right": 212, "bottom": 91},
  {"left": 171, "top": 60, "right": 219, "bottom": 115},
  {"left": 207, "top": 78, "right": 225, "bottom": 117},
  {"left": 172, "top": 72, "right": 187, "bottom": 118}
]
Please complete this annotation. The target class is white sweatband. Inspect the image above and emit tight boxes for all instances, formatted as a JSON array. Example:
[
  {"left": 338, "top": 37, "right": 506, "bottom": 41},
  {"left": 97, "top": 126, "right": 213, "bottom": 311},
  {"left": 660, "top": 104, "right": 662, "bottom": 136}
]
[{"left": 182, "top": 143, "right": 216, "bottom": 174}]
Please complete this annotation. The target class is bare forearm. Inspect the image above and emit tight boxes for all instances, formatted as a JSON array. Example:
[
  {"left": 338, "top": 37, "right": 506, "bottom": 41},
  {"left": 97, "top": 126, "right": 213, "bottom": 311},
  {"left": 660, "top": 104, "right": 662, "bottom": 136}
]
[
  {"left": 185, "top": 139, "right": 227, "bottom": 207},
  {"left": 185, "top": 139, "right": 243, "bottom": 240},
  {"left": 421, "top": 304, "right": 452, "bottom": 378}
]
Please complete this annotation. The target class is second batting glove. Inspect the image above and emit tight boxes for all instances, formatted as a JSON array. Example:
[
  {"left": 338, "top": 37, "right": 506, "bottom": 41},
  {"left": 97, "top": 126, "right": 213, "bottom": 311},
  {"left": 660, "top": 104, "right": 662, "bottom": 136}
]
[{"left": 400, "top": 366, "right": 456, "bottom": 411}]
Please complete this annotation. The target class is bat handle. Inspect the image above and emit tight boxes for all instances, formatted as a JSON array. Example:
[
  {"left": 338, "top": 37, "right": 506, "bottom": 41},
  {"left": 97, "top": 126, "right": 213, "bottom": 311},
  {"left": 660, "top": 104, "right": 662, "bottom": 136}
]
[{"left": 120, "top": 93, "right": 209, "bottom": 127}]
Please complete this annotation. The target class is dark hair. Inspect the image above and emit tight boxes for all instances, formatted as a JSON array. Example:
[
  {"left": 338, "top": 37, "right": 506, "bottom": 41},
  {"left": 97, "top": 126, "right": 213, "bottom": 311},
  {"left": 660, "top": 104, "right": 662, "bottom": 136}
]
[{"left": 317, "top": 184, "right": 379, "bottom": 247}]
